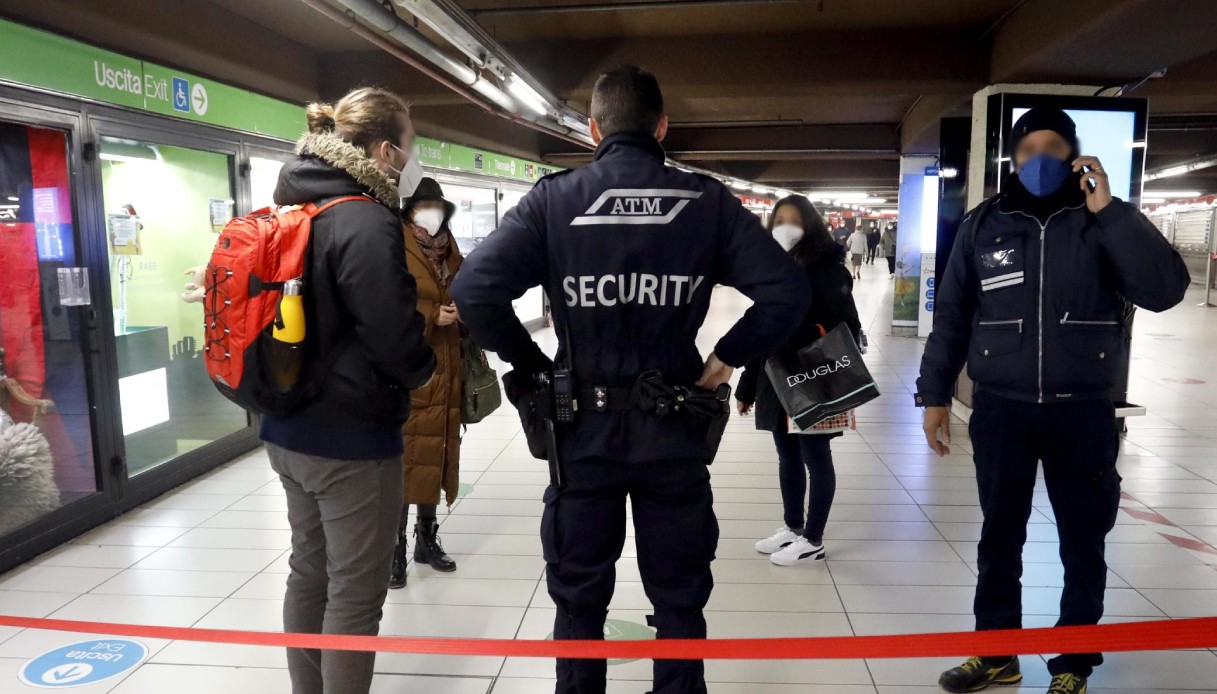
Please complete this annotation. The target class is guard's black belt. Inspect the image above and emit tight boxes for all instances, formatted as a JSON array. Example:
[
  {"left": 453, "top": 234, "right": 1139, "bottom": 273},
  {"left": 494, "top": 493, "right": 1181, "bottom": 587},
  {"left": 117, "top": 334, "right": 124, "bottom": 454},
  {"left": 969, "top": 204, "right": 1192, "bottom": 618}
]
[{"left": 576, "top": 386, "right": 635, "bottom": 413}]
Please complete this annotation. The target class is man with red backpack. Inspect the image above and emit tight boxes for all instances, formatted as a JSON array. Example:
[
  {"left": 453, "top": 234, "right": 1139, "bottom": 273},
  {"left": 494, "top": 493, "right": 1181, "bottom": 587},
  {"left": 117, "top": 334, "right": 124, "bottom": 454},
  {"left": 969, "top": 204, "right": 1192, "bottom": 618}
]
[{"left": 250, "top": 88, "right": 433, "bottom": 694}]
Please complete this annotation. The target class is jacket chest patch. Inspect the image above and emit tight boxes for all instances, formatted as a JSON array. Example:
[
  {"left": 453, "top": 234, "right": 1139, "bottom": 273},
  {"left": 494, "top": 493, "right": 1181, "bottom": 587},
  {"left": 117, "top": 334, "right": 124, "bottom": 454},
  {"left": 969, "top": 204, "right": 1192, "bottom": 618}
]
[{"left": 981, "top": 248, "right": 1017, "bottom": 269}]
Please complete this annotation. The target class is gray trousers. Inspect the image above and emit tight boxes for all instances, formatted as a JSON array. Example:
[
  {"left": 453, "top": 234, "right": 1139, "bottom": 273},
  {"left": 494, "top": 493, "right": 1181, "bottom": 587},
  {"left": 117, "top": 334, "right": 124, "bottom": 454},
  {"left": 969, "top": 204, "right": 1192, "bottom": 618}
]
[{"left": 267, "top": 444, "right": 404, "bottom": 694}]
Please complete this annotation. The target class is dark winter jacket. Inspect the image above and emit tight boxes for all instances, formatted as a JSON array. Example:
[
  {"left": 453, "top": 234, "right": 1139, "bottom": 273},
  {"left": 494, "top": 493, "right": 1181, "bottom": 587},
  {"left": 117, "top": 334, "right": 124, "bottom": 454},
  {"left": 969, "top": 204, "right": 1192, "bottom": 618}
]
[
  {"left": 916, "top": 175, "right": 1189, "bottom": 407},
  {"left": 737, "top": 244, "right": 863, "bottom": 432},
  {"left": 452, "top": 132, "right": 809, "bottom": 464},
  {"left": 260, "top": 132, "right": 436, "bottom": 460}
]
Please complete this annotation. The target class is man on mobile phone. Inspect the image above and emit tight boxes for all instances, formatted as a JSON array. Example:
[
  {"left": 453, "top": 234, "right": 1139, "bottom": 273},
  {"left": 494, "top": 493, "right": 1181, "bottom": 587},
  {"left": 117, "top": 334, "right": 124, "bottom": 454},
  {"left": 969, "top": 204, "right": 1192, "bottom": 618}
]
[{"left": 915, "top": 107, "right": 1189, "bottom": 694}]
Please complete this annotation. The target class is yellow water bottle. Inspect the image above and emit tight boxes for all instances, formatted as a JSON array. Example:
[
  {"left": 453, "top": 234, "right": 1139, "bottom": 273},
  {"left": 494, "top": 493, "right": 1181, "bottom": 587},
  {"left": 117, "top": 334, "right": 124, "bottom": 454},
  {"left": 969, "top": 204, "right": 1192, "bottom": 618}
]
[
  {"left": 270, "top": 279, "right": 305, "bottom": 394},
  {"left": 274, "top": 279, "right": 306, "bottom": 343}
]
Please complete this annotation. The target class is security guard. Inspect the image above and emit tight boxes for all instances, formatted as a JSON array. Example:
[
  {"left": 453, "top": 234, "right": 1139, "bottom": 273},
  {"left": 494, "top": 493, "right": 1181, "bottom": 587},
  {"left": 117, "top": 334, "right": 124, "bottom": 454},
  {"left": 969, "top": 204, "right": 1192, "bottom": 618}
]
[
  {"left": 452, "top": 65, "right": 809, "bottom": 694},
  {"left": 918, "top": 107, "right": 1190, "bottom": 694}
]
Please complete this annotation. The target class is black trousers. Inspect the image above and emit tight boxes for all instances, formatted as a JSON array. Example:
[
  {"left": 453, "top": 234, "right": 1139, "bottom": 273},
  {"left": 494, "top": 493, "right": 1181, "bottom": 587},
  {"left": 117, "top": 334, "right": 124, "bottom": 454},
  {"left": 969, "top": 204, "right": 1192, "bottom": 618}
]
[
  {"left": 867, "top": 246, "right": 878, "bottom": 263},
  {"left": 885, "top": 255, "right": 896, "bottom": 274},
  {"left": 969, "top": 391, "right": 1120, "bottom": 678},
  {"left": 772, "top": 432, "right": 836, "bottom": 544},
  {"left": 542, "top": 458, "right": 718, "bottom": 694}
]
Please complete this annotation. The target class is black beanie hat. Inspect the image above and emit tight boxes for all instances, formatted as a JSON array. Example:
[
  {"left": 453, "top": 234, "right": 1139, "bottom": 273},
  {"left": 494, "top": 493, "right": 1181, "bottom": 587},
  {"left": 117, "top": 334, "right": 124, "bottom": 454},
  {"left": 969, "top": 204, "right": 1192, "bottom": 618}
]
[{"left": 1008, "top": 106, "right": 1079, "bottom": 158}]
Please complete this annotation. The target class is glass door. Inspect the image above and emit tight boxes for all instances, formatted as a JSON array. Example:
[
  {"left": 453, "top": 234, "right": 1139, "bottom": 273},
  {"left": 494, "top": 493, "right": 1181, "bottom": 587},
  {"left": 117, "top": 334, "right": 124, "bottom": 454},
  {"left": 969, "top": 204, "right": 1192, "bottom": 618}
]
[
  {"left": 0, "top": 114, "right": 102, "bottom": 537},
  {"left": 432, "top": 174, "right": 499, "bottom": 255},
  {"left": 95, "top": 134, "right": 248, "bottom": 477}
]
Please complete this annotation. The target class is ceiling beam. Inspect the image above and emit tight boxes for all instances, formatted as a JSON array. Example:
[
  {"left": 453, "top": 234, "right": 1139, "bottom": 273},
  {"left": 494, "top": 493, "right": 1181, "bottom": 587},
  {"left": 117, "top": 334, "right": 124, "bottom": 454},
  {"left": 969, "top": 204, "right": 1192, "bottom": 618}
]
[
  {"left": 506, "top": 28, "right": 989, "bottom": 99},
  {"left": 991, "top": 0, "right": 1217, "bottom": 83}
]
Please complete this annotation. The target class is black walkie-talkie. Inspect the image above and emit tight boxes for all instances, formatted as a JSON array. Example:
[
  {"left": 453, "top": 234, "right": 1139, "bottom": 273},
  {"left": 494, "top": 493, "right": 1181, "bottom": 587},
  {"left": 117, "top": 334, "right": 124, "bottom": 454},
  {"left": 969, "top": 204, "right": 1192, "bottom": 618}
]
[{"left": 553, "top": 369, "right": 575, "bottom": 423}]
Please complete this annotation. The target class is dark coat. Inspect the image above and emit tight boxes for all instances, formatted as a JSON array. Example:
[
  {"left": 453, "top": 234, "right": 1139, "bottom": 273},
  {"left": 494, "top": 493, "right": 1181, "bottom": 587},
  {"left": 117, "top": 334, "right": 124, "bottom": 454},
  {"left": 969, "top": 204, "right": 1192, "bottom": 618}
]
[
  {"left": 402, "top": 229, "right": 464, "bottom": 506},
  {"left": 452, "top": 132, "right": 810, "bottom": 464},
  {"left": 917, "top": 176, "right": 1190, "bottom": 407},
  {"left": 267, "top": 133, "right": 436, "bottom": 434},
  {"left": 736, "top": 244, "right": 863, "bottom": 432}
]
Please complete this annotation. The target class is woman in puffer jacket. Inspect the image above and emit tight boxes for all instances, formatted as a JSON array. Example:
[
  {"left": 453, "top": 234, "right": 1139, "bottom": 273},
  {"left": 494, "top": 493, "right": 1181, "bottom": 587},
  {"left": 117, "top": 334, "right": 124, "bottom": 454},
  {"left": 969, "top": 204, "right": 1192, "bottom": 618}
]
[{"left": 390, "top": 178, "right": 464, "bottom": 588}]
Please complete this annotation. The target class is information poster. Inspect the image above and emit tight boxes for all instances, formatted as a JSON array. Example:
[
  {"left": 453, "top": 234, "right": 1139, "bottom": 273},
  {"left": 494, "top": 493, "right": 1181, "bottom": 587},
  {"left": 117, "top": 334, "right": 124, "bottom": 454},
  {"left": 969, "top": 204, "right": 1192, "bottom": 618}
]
[
  {"left": 107, "top": 213, "right": 141, "bottom": 255},
  {"left": 209, "top": 198, "right": 233, "bottom": 233}
]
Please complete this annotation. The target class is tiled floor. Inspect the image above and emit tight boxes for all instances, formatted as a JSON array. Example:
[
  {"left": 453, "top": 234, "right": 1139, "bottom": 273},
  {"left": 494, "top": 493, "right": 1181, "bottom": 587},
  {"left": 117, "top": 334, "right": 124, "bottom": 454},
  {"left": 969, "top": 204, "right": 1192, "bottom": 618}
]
[{"left": 2, "top": 266, "right": 1217, "bottom": 693}]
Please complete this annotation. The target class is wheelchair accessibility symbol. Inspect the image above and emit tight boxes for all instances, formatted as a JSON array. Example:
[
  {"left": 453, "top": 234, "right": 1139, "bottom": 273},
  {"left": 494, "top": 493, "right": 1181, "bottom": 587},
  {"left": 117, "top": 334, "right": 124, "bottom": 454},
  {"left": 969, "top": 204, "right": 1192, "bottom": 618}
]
[{"left": 172, "top": 78, "right": 190, "bottom": 113}]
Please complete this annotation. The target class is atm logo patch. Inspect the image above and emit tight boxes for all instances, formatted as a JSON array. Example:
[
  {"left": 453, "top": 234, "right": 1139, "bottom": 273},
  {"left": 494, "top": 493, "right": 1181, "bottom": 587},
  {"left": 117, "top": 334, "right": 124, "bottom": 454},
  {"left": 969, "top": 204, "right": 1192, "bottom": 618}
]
[{"left": 571, "top": 188, "right": 703, "bottom": 226}]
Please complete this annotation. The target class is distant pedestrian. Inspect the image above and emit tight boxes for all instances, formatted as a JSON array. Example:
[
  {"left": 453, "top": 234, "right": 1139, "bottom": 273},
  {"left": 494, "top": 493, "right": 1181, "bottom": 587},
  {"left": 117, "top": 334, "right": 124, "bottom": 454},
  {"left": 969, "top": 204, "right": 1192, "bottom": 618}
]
[
  {"left": 847, "top": 227, "right": 868, "bottom": 279},
  {"left": 881, "top": 223, "right": 897, "bottom": 278}
]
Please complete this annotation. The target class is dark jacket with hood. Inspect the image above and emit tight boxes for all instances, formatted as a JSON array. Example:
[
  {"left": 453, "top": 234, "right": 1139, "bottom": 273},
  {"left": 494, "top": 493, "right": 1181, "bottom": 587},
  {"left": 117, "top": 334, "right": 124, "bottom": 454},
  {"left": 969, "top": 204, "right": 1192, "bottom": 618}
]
[
  {"left": 737, "top": 244, "right": 863, "bottom": 433},
  {"left": 916, "top": 173, "right": 1189, "bottom": 408},
  {"left": 260, "top": 132, "right": 436, "bottom": 460}
]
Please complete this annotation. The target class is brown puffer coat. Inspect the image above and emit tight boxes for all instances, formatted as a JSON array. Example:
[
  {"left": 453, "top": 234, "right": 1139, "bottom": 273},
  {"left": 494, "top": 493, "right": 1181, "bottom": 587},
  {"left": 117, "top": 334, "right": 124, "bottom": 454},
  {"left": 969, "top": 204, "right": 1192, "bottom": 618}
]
[{"left": 401, "top": 227, "right": 463, "bottom": 506}]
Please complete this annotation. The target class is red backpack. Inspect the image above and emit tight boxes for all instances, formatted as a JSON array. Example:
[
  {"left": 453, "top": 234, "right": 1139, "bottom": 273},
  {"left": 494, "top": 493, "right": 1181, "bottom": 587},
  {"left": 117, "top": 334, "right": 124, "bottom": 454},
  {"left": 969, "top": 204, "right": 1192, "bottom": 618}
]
[{"left": 203, "top": 196, "right": 372, "bottom": 415}]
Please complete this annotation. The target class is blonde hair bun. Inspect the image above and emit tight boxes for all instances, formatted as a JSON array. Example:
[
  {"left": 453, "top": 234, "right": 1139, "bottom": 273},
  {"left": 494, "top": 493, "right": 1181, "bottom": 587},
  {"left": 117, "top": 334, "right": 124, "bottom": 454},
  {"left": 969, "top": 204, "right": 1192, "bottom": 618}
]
[{"left": 306, "top": 102, "right": 337, "bottom": 134}]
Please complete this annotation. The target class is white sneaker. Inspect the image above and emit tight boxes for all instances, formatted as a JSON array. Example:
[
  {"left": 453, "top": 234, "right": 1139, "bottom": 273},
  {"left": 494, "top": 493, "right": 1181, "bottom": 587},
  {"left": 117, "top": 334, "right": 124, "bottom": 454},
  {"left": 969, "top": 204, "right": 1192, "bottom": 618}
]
[
  {"left": 755, "top": 527, "right": 802, "bottom": 554},
  {"left": 770, "top": 537, "right": 826, "bottom": 566}
]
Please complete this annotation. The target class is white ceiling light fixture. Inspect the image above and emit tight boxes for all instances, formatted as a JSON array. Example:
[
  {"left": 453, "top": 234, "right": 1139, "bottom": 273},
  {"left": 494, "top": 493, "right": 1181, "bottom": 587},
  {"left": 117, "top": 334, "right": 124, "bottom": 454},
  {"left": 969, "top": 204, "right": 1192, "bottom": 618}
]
[
  {"left": 1143, "top": 190, "right": 1203, "bottom": 199},
  {"left": 730, "top": 181, "right": 750, "bottom": 191},
  {"left": 809, "top": 191, "right": 872, "bottom": 200},
  {"left": 561, "top": 114, "right": 591, "bottom": 136},
  {"left": 506, "top": 77, "right": 550, "bottom": 117},
  {"left": 1141, "top": 197, "right": 1167, "bottom": 204},
  {"left": 939, "top": 167, "right": 959, "bottom": 179}
]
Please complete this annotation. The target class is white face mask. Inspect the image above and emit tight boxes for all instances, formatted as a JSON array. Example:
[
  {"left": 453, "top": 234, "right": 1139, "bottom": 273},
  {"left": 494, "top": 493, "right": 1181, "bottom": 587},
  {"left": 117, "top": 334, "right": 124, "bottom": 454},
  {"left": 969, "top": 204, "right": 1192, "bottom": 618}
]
[
  {"left": 413, "top": 208, "right": 444, "bottom": 237},
  {"left": 391, "top": 145, "right": 424, "bottom": 200},
  {"left": 772, "top": 224, "right": 804, "bottom": 252}
]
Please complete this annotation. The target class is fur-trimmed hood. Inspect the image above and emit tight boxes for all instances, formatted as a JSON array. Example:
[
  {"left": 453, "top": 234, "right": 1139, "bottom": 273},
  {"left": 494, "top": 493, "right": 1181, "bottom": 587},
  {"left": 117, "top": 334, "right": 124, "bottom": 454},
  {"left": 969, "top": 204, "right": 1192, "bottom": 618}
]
[{"left": 273, "top": 131, "right": 400, "bottom": 209}]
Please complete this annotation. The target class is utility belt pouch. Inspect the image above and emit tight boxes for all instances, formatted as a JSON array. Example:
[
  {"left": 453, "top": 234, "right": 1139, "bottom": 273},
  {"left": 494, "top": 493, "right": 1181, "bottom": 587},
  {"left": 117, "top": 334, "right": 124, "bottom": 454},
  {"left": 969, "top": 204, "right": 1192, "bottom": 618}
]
[
  {"left": 503, "top": 369, "right": 553, "bottom": 461},
  {"left": 630, "top": 370, "right": 732, "bottom": 461}
]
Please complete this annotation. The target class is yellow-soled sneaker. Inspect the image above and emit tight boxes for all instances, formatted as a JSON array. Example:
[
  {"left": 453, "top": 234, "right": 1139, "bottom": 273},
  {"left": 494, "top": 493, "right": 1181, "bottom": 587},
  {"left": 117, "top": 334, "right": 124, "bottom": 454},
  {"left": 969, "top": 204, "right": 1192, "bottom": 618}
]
[
  {"left": 1047, "top": 673, "right": 1087, "bottom": 694},
  {"left": 938, "top": 656, "right": 1022, "bottom": 692}
]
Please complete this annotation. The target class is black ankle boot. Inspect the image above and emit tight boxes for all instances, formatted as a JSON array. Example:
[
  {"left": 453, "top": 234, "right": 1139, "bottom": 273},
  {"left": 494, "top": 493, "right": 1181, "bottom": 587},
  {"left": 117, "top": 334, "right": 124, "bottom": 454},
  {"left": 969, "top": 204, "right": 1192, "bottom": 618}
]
[
  {"left": 414, "top": 520, "right": 457, "bottom": 572},
  {"left": 389, "top": 532, "right": 408, "bottom": 589}
]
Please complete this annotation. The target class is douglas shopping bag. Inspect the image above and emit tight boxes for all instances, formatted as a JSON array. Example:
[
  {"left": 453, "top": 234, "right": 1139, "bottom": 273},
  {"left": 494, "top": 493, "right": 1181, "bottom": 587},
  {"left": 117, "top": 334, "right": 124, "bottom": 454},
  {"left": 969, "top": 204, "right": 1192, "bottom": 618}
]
[{"left": 764, "top": 324, "right": 880, "bottom": 431}]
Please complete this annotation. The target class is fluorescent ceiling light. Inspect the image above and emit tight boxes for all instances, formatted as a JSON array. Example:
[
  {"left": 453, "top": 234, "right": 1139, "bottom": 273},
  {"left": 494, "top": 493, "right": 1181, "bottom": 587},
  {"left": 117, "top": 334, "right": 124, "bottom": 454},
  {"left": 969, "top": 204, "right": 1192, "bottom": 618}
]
[
  {"left": 506, "top": 77, "right": 549, "bottom": 116},
  {"left": 1143, "top": 190, "right": 1202, "bottom": 199},
  {"left": 561, "top": 114, "right": 590, "bottom": 135},
  {"left": 731, "top": 181, "right": 750, "bottom": 191},
  {"left": 939, "top": 167, "right": 959, "bottom": 179},
  {"left": 750, "top": 184, "right": 768, "bottom": 193},
  {"left": 808, "top": 191, "right": 871, "bottom": 200},
  {"left": 1141, "top": 197, "right": 1166, "bottom": 204},
  {"left": 855, "top": 197, "right": 887, "bottom": 204},
  {"left": 6, "top": 197, "right": 17, "bottom": 202}
]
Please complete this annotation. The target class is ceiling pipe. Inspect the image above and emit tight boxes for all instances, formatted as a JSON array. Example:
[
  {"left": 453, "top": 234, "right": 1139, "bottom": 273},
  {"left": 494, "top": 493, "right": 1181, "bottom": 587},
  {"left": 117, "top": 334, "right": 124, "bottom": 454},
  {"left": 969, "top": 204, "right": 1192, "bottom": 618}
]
[
  {"left": 397, "top": 0, "right": 590, "bottom": 128},
  {"left": 331, "top": 0, "right": 516, "bottom": 113},
  {"left": 469, "top": 0, "right": 809, "bottom": 16},
  {"left": 298, "top": 0, "right": 590, "bottom": 148}
]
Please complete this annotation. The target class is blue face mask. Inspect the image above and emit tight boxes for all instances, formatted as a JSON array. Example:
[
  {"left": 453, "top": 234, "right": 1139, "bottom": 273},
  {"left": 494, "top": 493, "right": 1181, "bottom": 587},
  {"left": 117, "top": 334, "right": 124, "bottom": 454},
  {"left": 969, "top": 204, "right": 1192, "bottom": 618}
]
[{"left": 1017, "top": 154, "right": 1072, "bottom": 198}]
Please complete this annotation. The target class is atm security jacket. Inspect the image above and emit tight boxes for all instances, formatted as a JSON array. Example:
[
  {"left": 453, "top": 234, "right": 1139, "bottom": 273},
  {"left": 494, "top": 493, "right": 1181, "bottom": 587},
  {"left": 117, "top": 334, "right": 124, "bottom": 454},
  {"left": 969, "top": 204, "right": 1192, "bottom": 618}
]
[{"left": 453, "top": 132, "right": 810, "bottom": 464}]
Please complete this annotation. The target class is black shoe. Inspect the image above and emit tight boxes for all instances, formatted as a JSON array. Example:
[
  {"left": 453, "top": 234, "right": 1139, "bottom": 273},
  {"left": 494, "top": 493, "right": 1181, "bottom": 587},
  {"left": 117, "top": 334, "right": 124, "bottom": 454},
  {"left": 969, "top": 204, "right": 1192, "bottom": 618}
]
[
  {"left": 1047, "top": 674, "right": 1087, "bottom": 694},
  {"left": 414, "top": 520, "right": 457, "bottom": 572},
  {"left": 388, "top": 532, "right": 408, "bottom": 589},
  {"left": 938, "top": 656, "right": 1022, "bottom": 693}
]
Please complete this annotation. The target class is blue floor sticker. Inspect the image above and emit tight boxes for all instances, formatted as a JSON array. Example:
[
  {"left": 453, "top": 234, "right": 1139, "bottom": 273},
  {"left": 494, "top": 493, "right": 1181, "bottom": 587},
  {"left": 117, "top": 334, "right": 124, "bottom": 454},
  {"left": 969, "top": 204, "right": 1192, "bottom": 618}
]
[{"left": 19, "top": 639, "right": 148, "bottom": 688}]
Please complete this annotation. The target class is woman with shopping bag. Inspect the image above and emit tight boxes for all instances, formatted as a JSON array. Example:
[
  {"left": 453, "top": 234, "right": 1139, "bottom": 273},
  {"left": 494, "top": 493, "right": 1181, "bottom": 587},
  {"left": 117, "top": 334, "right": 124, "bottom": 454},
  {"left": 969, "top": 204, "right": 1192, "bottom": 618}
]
[{"left": 736, "top": 195, "right": 863, "bottom": 567}]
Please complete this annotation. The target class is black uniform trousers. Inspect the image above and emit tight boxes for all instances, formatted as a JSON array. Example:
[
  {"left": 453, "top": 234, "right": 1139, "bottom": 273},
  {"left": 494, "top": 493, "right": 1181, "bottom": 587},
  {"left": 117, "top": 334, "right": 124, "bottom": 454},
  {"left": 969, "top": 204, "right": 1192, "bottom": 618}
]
[
  {"left": 969, "top": 390, "right": 1121, "bottom": 678},
  {"left": 542, "top": 457, "right": 718, "bottom": 694}
]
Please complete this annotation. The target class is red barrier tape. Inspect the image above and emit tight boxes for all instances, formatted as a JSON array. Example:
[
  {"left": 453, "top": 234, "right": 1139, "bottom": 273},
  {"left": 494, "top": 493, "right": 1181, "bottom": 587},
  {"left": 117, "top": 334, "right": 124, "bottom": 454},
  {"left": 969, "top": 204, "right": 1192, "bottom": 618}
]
[{"left": 1, "top": 615, "right": 1215, "bottom": 660}]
